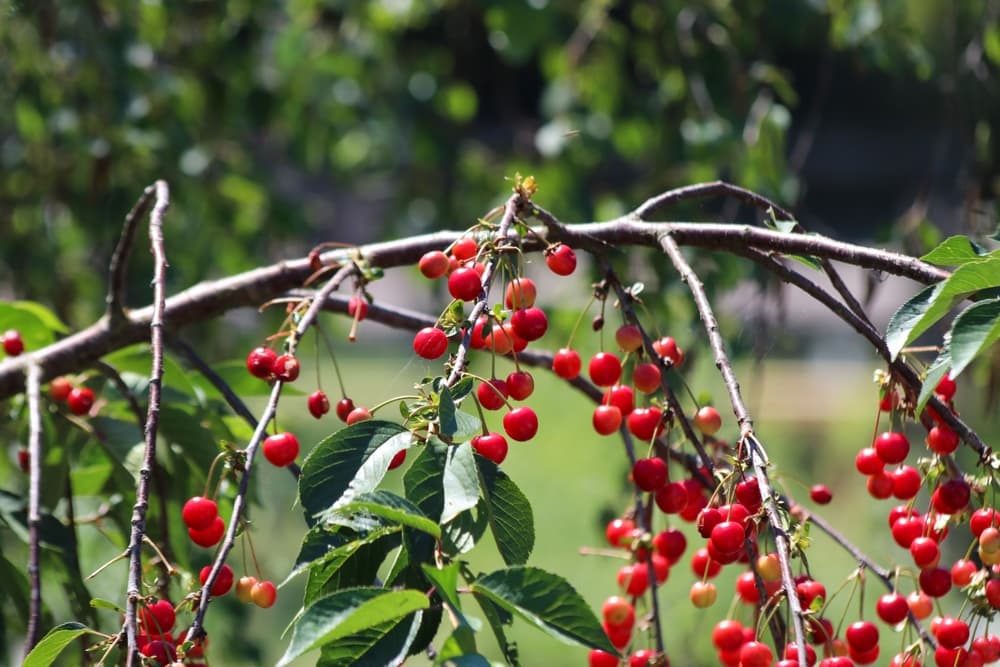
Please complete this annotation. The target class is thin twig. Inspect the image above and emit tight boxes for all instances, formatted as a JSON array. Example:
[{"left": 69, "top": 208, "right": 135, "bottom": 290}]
[
  {"left": 123, "top": 179, "right": 170, "bottom": 666},
  {"left": 23, "top": 361, "right": 43, "bottom": 657},
  {"left": 106, "top": 184, "right": 157, "bottom": 324}
]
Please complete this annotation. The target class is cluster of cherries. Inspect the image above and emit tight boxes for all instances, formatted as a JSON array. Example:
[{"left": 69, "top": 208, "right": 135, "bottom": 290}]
[{"left": 134, "top": 597, "right": 208, "bottom": 666}]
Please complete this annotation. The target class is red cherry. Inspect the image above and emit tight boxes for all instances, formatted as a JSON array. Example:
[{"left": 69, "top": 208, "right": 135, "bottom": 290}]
[
  {"left": 335, "top": 397, "right": 355, "bottom": 422},
  {"left": 603, "top": 384, "right": 635, "bottom": 416},
  {"left": 603, "top": 620, "right": 631, "bottom": 650},
  {"left": 477, "top": 379, "right": 509, "bottom": 411},
  {"left": 451, "top": 237, "right": 478, "bottom": 261},
  {"left": 845, "top": 620, "right": 879, "bottom": 652},
  {"left": 712, "top": 619, "right": 745, "bottom": 652},
  {"left": 891, "top": 515, "right": 923, "bottom": 548},
  {"left": 447, "top": 267, "right": 482, "bottom": 301},
  {"left": 652, "top": 336, "right": 684, "bottom": 367},
  {"left": 808, "top": 617, "right": 834, "bottom": 644},
  {"left": 971, "top": 508, "right": 999, "bottom": 536},
  {"left": 927, "top": 425, "right": 959, "bottom": 454},
  {"left": 796, "top": 578, "right": 827, "bottom": 608},
  {"left": 502, "top": 407, "right": 538, "bottom": 441},
  {"left": 855, "top": 447, "right": 884, "bottom": 475},
  {"left": 49, "top": 377, "right": 72, "bottom": 401},
  {"left": 545, "top": 243, "right": 577, "bottom": 275},
  {"left": 601, "top": 595, "right": 635, "bottom": 631},
  {"left": 552, "top": 348, "right": 581, "bottom": 379},
  {"left": 272, "top": 354, "right": 300, "bottom": 382},
  {"left": 16, "top": 449, "right": 28, "bottom": 473},
  {"left": 919, "top": 566, "right": 952, "bottom": 597},
  {"left": 654, "top": 481, "right": 688, "bottom": 514},
  {"left": 468, "top": 316, "right": 490, "bottom": 350},
  {"left": 697, "top": 507, "right": 723, "bottom": 538},
  {"left": 907, "top": 591, "right": 933, "bottom": 619},
  {"left": 931, "top": 478, "right": 970, "bottom": 515},
  {"left": 628, "top": 649, "right": 659, "bottom": 667},
  {"left": 875, "top": 431, "right": 910, "bottom": 464},
  {"left": 879, "top": 388, "right": 899, "bottom": 412},
  {"left": 140, "top": 639, "right": 176, "bottom": 664},
  {"left": 810, "top": 484, "right": 833, "bottom": 504},
  {"left": 973, "top": 635, "right": 1000, "bottom": 662},
  {"left": 504, "top": 278, "right": 537, "bottom": 309},
  {"left": 182, "top": 496, "right": 219, "bottom": 531},
  {"left": 739, "top": 641, "right": 774, "bottom": 667},
  {"left": 934, "top": 617, "right": 970, "bottom": 649},
  {"left": 199, "top": 563, "right": 234, "bottom": 596},
  {"left": 418, "top": 250, "right": 450, "bottom": 279},
  {"left": 631, "top": 457, "right": 668, "bottom": 491},
  {"left": 653, "top": 528, "right": 686, "bottom": 562},
  {"left": 867, "top": 472, "right": 894, "bottom": 499},
  {"left": 412, "top": 327, "right": 449, "bottom": 359},
  {"left": 589, "top": 352, "right": 622, "bottom": 387},
  {"left": 139, "top": 598, "right": 176, "bottom": 635},
  {"left": 471, "top": 432, "right": 509, "bottom": 464},
  {"left": 346, "top": 406, "right": 372, "bottom": 424},
  {"left": 710, "top": 521, "right": 745, "bottom": 555},
  {"left": 251, "top": 580, "right": 278, "bottom": 608},
  {"left": 505, "top": 371, "right": 534, "bottom": 400},
  {"left": 627, "top": 406, "right": 663, "bottom": 441},
  {"left": 347, "top": 295, "right": 368, "bottom": 321},
  {"left": 691, "top": 547, "right": 722, "bottom": 579},
  {"left": 735, "top": 477, "right": 762, "bottom": 513},
  {"left": 483, "top": 323, "right": 513, "bottom": 355},
  {"left": 307, "top": 390, "right": 330, "bottom": 419},
  {"left": 67, "top": 386, "right": 96, "bottom": 416},
  {"left": 589, "top": 649, "right": 620, "bottom": 667},
  {"left": 592, "top": 405, "right": 623, "bottom": 436},
  {"left": 615, "top": 324, "right": 643, "bottom": 352},
  {"left": 2, "top": 330, "right": 24, "bottom": 356},
  {"left": 632, "top": 362, "right": 661, "bottom": 393},
  {"left": 936, "top": 374, "right": 957, "bottom": 401},
  {"left": 246, "top": 346, "right": 277, "bottom": 379},
  {"left": 188, "top": 516, "right": 225, "bottom": 548},
  {"left": 616, "top": 563, "right": 649, "bottom": 596},
  {"left": 693, "top": 406, "right": 722, "bottom": 436},
  {"left": 985, "top": 579, "right": 1000, "bottom": 608},
  {"left": 510, "top": 307, "right": 548, "bottom": 342},
  {"left": 606, "top": 518, "right": 636, "bottom": 548},
  {"left": 650, "top": 553, "right": 669, "bottom": 583},
  {"left": 262, "top": 432, "right": 300, "bottom": 467},
  {"left": 783, "top": 642, "right": 817, "bottom": 666},
  {"left": 891, "top": 466, "right": 922, "bottom": 499},
  {"left": 876, "top": 592, "right": 909, "bottom": 625}
]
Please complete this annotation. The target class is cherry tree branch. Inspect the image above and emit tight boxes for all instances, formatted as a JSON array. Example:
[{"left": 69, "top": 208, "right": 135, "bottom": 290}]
[
  {"left": 106, "top": 184, "right": 157, "bottom": 324},
  {"left": 23, "top": 361, "right": 42, "bottom": 657},
  {"left": 123, "top": 179, "right": 170, "bottom": 666}
]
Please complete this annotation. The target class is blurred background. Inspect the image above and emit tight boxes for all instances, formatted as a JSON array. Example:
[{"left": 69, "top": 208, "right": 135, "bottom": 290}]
[{"left": 2, "top": 1, "right": 1000, "bottom": 665}]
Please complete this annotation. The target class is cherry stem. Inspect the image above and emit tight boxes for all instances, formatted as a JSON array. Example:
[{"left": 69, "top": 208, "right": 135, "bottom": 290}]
[{"left": 316, "top": 323, "right": 348, "bottom": 398}]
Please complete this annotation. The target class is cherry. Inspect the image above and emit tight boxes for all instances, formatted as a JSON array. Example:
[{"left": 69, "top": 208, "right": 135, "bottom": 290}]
[
  {"left": 891, "top": 515, "right": 923, "bottom": 547},
  {"left": 632, "top": 362, "right": 661, "bottom": 394},
  {"left": 936, "top": 374, "right": 957, "bottom": 401},
  {"left": 876, "top": 593, "right": 908, "bottom": 625},
  {"left": 712, "top": 620, "right": 745, "bottom": 652},
  {"left": 346, "top": 406, "right": 372, "bottom": 424},
  {"left": 188, "top": 516, "right": 225, "bottom": 548},
  {"left": 973, "top": 635, "right": 1000, "bottom": 662},
  {"left": 710, "top": 521, "right": 745, "bottom": 556},
  {"left": 182, "top": 496, "right": 219, "bottom": 531},
  {"left": 140, "top": 639, "right": 177, "bottom": 664},
  {"left": 447, "top": 266, "right": 481, "bottom": 301},
  {"left": 335, "top": 397, "right": 355, "bottom": 422},
  {"left": 867, "top": 472, "right": 894, "bottom": 499},
  {"left": 986, "top": 579, "right": 1000, "bottom": 608},
  {"left": 919, "top": 566, "right": 952, "bottom": 597},
  {"left": 603, "top": 384, "right": 635, "bottom": 416},
  {"left": 693, "top": 406, "right": 722, "bottom": 436},
  {"left": 1, "top": 329, "right": 24, "bottom": 356},
  {"left": 504, "top": 278, "right": 537, "bottom": 309},
  {"left": 875, "top": 431, "right": 910, "bottom": 464},
  {"left": 796, "top": 578, "right": 827, "bottom": 608},
  {"left": 387, "top": 449, "right": 406, "bottom": 470},
  {"left": 347, "top": 294, "right": 368, "bottom": 321},
  {"left": 971, "top": 508, "right": 999, "bottom": 536},
  {"left": 616, "top": 563, "right": 649, "bottom": 596},
  {"left": 272, "top": 354, "right": 300, "bottom": 382},
  {"left": 468, "top": 316, "right": 490, "bottom": 350},
  {"left": 235, "top": 575, "right": 257, "bottom": 603},
  {"left": 246, "top": 346, "right": 277, "bottom": 379},
  {"left": 589, "top": 649, "right": 620, "bottom": 667},
  {"left": 783, "top": 642, "right": 817, "bottom": 666},
  {"left": 931, "top": 478, "right": 970, "bottom": 514},
  {"left": 199, "top": 563, "right": 234, "bottom": 596},
  {"left": 592, "top": 405, "right": 622, "bottom": 436},
  {"left": 588, "top": 352, "right": 622, "bottom": 387},
  {"left": 934, "top": 617, "right": 970, "bottom": 649},
  {"left": 503, "top": 406, "right": 538, "bottom": 441},
  {"left": 891, "top": 466, "right": 921, "bottom": 499},
  {"left": 601, "top": 595, "right": 635, "bottom": 631},
  {"left": 510, "top": 307, "right": 548, "bottom": 341},
  {"left": 653, "top": 528, "right": 686, "bottom": 562},
  {"left": 418, "top": 250, "right": 450, "bottom": 279},
  {"left": 652, "top": 336, "right": 684, "bottom": 367},
  {"left": 654, "top": 481, "right": 687, "bottom": 514},
  {"left": 552, "top": 348, "right": 581, "bottom": 379},
  {"left": 808, "top": 617, "right": 834, "bottom": 644},
  {"left": 471, "top": 432, "right": 508, "bottom": 464},
  {"left": 879, "top": 388, "right": 899, "bottom": 412},
  {"left": 691, "top": 547, "right": 722, "bottom": 579},
  {"left": 451, "top": 237, "right": 478, "bottom": 261},
  {"left": 16, "top": 449, "right": 28, "bottom": 473},
  {"left": 49, "top": 377, "right": 72, "bottom": 401},
  {"left": 907, "top": 591, "right": 933, "bottom": 619},
  {"left": 139, "top": 598, "right": 176, "bottom": 635},
  {"left": 845, "top": 620, "right": 879, "bottom": 653},
  {"left": 605, "top": 518, "right": 636, "bottom": 548},
  {"left": 477, "top": 379, "right": 509, "bottom": 410},
  {"left": 855, "top": 447, "right": 884, "bottom": 475},
  {"left": 739, "top": 641, "right": 774, "bottom": 667},
  {"left": 545, "top": 243, "right": 577, "bottom": 275},
  {"left": 505, "top": 371, "right": 534, "bottom": 400},
  {"left": 67, "top": 386, "right": 95, "bottom": 415},
  {"left": 615, "top": 324, "right": 643, "bottom": 352},
  {"left": 628, "top": 649, "right": 658, "bottom": 667},
  {"left": 307, "top": 390, "right": 330, "bottom": 419},
  {"left": 810, "top": 484, "right": 833, "bottom": 504},
  {"left": 412, "top": 327, "right": 449, "bottom": 359},
  {"left": 756, "top": 553, "right": 781, "bottom": 581},
  {"left": 627, "top": 406, "right": 663, "bottom": 441},
  {"left": 850, "top": 645, "right": 880, "bottom": 665},
  {"left": 263, "top": 432, "right": 300, "bottom": 467},
  {"left": 603, "top": 620, "right": 631, "bottom": 650},
  {"left": 927, "top": 425, "right": 959, "bottom": 455},
  {"left": 689, "top": 581, "right": 717, "bottom": 608},
  {"left": 696, "top": 507, "right": 723, "bottom": 538},
  {"left": 631, "top": 457, "right": 668, "bottom": 491},
  {"left": 735, "top": 478, "right": 763, "bottom": 513},
  {"left": 889, "top": 654, "right": 921, "bottom": 667},
  {"left": 251, "top": 580, "right": 277, "bottom": 608}
]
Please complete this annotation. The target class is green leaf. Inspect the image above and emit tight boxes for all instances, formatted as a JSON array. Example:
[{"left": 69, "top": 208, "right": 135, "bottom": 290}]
[
  {"left": 478, "top": 458, "right": 534, "bottom": 565},
  {"left": 317, "top": 612, "right": 423, "bottom": 666},
  {"left": 325, "top": 491, "right": 440, "bottom": 538},
  {"left": 435, "top": 626, "right": 486, "bottom": 665},
  {"left": 948, "top": 298, "right": 1000, "bottom": 377},
  {"left": 451, "top": 410, "right": 483, "bottom": 443},
  {"left": 0, "top": 301, "right": 67, "bottom": 351},
  {"left": 303, "top": 526, "right": 401, "bottom": 606},
  {"left": 278, "top": 588, "right": 428, "bottom": 666},
  {"left": 916, "top": 342, "right": 952, "bottom": 416},
  {"left": 442, "top": 442, "right": 479, "bottom": 524},
  {"left": 438, "top": 385, "right": 458, "bottom": 438},
  {"left": 920, "top": 235, "right": 989, "bottom": 266},
  {"left": 471, "top": 566, "right": 617, "bottom": 653},
  {"left": 403, "top": 439, "right": 447, "bottom": 520},
  {"left": 90, "top": 598, "right": 125, "bottom": 612},
  {"left": 299, "top": 421, "right": 409, "bottom": 519},
  {"left": 23, "top": 622, "right": 90, "bottom": 667},
  {"left": 421, "top": 563, "right": 470, "bottom": 628},
  {"left": 450, "top": 375, "right": 474, "bottom": 401},
  {"left": 473, "top": 595, "right": 517, "bottom": 665}
]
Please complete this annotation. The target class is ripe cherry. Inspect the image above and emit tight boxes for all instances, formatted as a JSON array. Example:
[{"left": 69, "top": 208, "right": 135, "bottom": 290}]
[
  {"left": 199, "top": 563, "right": 234, "bottom": 596},
  {"left": 246, "top": 346, "right": 277, "bottom": 379},
  {"left": 447, "top": 267, "right": 481, "bottom": 301},
  {"left": 502, "top": 406, "right": 538, "bottom": 441},
  {"left": 653, "top": 528, "right": 686, "bottom": 562},
  {"left": 627, "top": 406, "right": 663, "bottom": 441},
  {"left": 1, "top": 330, "right": 24, "bottom": 356},
  {"left": 931, "top": 478, "right": 970, "bottom": 514},
  {"left": 710, "top": 521, "right": 745, "bottom": 556},
  {"left": 49, "top": 377, "right": 72, "bottom": 401},
  {"left": 471, "top": 432, "right": 509, "bottom": 464},
  {"left": 272, "top": 354, "right": 300, "bottom": 382},
  {"left": 603, "top": 384, "right": 635, "bottom": 416},
  {"left": 505, "top": 371, "right": 534, "bottom": 400},
  {"left": 418, "top": 250, "right": 450, "bottom": 279},
  {"left": 876, "top": 592, "right": 909, "bottom": 625},
  {"left": 552, "top": 348, "right": 581, "bottom": 379},
  {"left": 412, "top": 327, "right": 449, "bottom": 359},
  {"left": 251, "top": 580, "right": 278, "bottom": 608},
  {"left": 188, "top": 516, "right": 225, "bottom": 548},
  {"left": 592, "top": 405, "right": 622, "bottom": 436},
  {"left": 140, "top": 639, "right": 176, "bottom": 664},
  {"left": 891, "top": 466, "right": 921, "bottom": 499},
  {"left": 388, "top": 449, "right": 406, "bottom": 470},
  {"left": 845, "top": 620, "right": 879, "bottom": 653},
  {"left": 628, "top": 649, "right": 659, "bottom": 667},
  {"left": 617, "top": 563, "right": 649, "bottom": 596},
  {"left": 335, "top": 397, "right": 355, "bottom": 422},
  {"left": 631, "top": 457, "right": 668, "bottom": 491},
  {"left": 545, "top": 243, "right": 577, "bottom": 275},
  {"left": 16, "top": 449, "right": 28, "bottom": 473},
  {"left": 307, "top": 390, "right": 330, "bottom": 419},
  {"left": 504, "top": 278, "right": 537, "bottom": 309},
  {"left": 936, "top": 374, "right": 957, "bottom": 401},
  {"left": 919, "top": 566, "right": 952, "bottom": 597},
  {"left": 468, "top": 316, "right": 490, "bottom": 350},
  {"left": 927, "top": 425, "right": 959, "bottom": 455},
  {"left": 450, "top": 237, "right": 478, "bottom": 261},
  {"left": 477, "top": 379, "right": 509, "bottom": 411},
  {"left": 867, "top": 472, "right": 894, "bottom": 499},
  {"left": 139, "top": 598, "right": 176, "bottom": 635},
  {"left": 691, "top": 547, "right": 722, "bottom": 579},
  {"left": 875, "top": 431, "right": 910, "bottom": 464},
  {"left": 589, "top": 649, "right": 620, "bottom": 667},
  {"left": 67, "top": 386, "right": 95, "bottom": 415},
  {"left": 652, "top": 336, "right": 684, "bottom": 367},
  {"left": 712, "top": 619, "right": 744, "bottom": 652},
  {"left": 855, "top": 447, "right": 884, "bottom": 475},
  {"left": 694, "top": 406, "right": 722, "bottom": 436},
  {"left": 262, "top": 432, "right": 300, "bottom": 467},
  {"left": 950, "top": 559, "right": 977, "bottom": 586},
  {"left": 615, "top": 324, "right": 643, "bottom": 352},
  {"left": 739, "top": 641, "right": 773, "bottom": 667},
  {"left": 601, "top": 595, "right": 635, "bottom": 631},
  {"left": 346, "top": 406, "right": 373, "bottom": 424},
  {"left": 347, "top": 294, "right": 368, "bottom": 321},
  {"left": 971, "top": 508, "right": 999, "bottom": 536},
  {"left": 510, "top": 307, "right": 548, "bottom": 341},
  {"left": 632, "top": 362, "right": 661, "bottom": 393},
  {"left": 605, "top": 518, "right": 636, "bottom": 548},
  {"left": 810, "top": 484, "right": 833, "bottom": 504},
  {"left": 655, "top": 481, "right": 687, "bottom": 514},
  {"left": 588, "top": 352, "right": 622, "bottom": 386},
  {"left": 182, "top": 496, "right": 219, "bottom": 531}
]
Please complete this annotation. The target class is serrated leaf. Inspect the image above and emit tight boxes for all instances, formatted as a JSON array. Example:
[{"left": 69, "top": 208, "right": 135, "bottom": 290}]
[
  {"left": 325, "top": 491, "right": 440, "bottom": 538},
  {"left": 474, "top": 595, "right": 516, "bottom": 665},
  {"left": 421, "top": 563, "right": 470, "bottom": 628},
  {"left": 451, "top": 410, "right": 482, "bottom": 443},
  {"left": 920, "top": 235, "right": 989, "bottom": 266},
  {"left": 478, "top": 458, "right": 533, "bottom": 565},
  {"left": 916, "top": 342, "right": 952, "bottom": 416},
  {"left": 317, "top": 612, "right": 423, "bottom": 666},
  {"left": 442, "top": 443, "right": 479, "bottom": 524},
  {"left": 299, "top": 421, "right": 409, "bottom": 519},
  {"left": 23, "top": 622, "right": 90, "bottom": 667},
  {"left": 450, "top": 376, "right": 474, "bottom": 401},
  {"left": 285, "top": 523, "right": 383, "bottom": 587},
  {"left": 404, "top": 438, "right": 447, "bottom": 518},
  {"left": 948, "top": 298, "right": 1000, "bottom": 378},
  {"left": 439, "top": 386, "right": 458, "bottom": 437},
  {"left": 277, "top": 588, "right": 428, "bottom": 666},
  {"left": 303, "top": 526, "right": 400, "bottom": 606},
  {"left": 471, "top": 566, "right": 617, "bottom": 653},
  {"left": 435, "top": 626, "right": 485, "bottom": 665}
]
